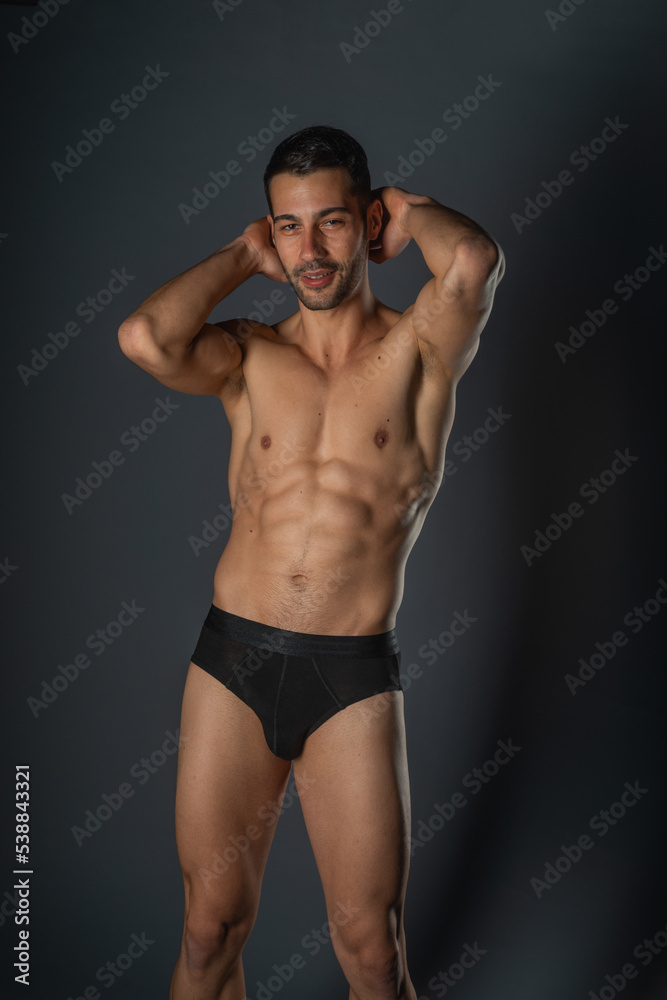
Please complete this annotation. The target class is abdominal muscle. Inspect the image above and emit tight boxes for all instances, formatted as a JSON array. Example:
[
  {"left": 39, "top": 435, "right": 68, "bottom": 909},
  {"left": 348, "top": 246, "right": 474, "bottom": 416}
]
[{"left": 212, "top": 453, "right": 426, "bottom": 635}]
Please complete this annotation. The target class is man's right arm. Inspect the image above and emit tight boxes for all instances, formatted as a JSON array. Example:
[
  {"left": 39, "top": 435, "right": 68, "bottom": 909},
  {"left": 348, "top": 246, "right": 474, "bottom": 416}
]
[{"left": 117, "top": 220, "right": 286, "bottom": 396}]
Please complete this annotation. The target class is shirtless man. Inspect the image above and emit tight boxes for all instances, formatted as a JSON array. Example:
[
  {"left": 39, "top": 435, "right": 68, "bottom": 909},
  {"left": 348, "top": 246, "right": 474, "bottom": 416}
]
[{"left": 117, "top": 125, "right": 505, "bottom": 1000}]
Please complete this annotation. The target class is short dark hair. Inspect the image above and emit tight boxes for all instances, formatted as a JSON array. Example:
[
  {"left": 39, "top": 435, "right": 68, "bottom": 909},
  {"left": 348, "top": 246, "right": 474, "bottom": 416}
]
[{"left": 263, "top": 124, "right": 372, "bottom": 215}]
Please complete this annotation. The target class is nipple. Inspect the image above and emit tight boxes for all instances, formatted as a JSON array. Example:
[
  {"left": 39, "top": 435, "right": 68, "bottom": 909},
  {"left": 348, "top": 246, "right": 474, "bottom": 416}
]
[
  {"left": 374, "top": 428, "right": 389, "bottom": 448},
  {"left": 261, "top": 435, "right": 271, "bottom": 449}
]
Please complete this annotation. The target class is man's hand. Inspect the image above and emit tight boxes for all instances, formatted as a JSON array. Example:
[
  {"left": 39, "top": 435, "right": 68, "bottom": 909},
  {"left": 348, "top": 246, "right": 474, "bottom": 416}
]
[
  {"left": 368, "top": 187, "right": 429, "bottom": 264},
  {"left": 240, "top": 218, "right": 290, "bottom": 284}
]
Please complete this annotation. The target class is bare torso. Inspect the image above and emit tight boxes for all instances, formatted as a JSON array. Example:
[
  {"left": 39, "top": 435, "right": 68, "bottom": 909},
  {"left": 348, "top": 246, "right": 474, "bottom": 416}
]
[{"left": 212, "top": 301, "right": 456, "bottom": 634}]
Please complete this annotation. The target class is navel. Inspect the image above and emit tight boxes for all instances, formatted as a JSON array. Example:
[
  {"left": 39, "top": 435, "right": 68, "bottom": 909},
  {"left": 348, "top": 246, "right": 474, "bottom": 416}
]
[{"left": 260, "top": 435, "right": 271, "bottom": 449}]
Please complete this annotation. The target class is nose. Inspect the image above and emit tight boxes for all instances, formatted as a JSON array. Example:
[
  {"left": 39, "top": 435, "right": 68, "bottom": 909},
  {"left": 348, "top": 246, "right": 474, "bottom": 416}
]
[{"left": 299, "top": 225, "right": 325, "bottom": 262}]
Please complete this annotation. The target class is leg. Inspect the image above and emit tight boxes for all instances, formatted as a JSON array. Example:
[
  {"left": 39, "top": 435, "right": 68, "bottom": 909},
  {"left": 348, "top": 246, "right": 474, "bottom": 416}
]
[
  {"left": 170, "top": 662, "right": 292, "bottom": 1000},
  {"left": 292, "top": 689, "right": 417, "bottom": 1000}
]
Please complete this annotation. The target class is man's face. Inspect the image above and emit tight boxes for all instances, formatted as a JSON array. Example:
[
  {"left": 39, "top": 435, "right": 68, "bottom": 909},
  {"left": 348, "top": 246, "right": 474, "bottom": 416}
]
[{"left": 268, "top": 167, "right": 374, "bottom": 311}]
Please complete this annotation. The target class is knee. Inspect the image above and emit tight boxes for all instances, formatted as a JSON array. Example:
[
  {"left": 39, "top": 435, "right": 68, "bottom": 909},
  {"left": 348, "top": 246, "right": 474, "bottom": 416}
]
[
  {"left": 183, "top": 907, "right": 252, "bottom": 977},
  {"left": 337, "top": 915, "right": 402, "bottom": 993}
]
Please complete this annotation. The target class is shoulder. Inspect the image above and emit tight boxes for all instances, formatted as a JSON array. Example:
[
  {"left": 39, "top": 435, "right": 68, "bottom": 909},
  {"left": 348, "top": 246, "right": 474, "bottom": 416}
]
[
  {"left": 217, "top": 313, "right": 299, "bottom": 403},
  {"left": 220, "top": 316, "right": 277, "bottom": 351},
  {"left": 224, "top": 311, "right": 301, "bottom": 352}
]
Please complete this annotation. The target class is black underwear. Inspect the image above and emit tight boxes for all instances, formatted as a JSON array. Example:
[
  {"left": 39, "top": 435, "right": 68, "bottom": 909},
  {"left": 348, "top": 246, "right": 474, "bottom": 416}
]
[{"left": 190, "top": 604, "right": 402, "bottom": 761}]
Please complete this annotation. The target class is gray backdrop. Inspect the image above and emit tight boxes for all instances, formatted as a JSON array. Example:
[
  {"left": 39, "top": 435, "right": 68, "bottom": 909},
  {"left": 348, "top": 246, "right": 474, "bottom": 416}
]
[{"left": 1, "top": 0, "right": 666, "bottom": 997}]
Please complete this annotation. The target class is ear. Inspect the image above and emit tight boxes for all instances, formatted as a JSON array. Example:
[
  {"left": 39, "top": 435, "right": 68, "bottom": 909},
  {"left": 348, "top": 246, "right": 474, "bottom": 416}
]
[
  {"left": 266, "top": 213, "right": 275, "bottom": 247},
  {"left": 366, "top": 197, "right": 383, "bottom": 241}
]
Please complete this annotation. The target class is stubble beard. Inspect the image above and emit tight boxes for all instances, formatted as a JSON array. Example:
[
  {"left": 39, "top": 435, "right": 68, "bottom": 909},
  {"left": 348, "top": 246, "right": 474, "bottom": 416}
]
[{"left": 281, "top": 235, "right": 369, "bottom": 311}]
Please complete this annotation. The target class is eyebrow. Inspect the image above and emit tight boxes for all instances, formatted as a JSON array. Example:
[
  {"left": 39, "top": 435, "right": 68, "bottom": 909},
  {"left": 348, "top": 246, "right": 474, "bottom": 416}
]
[{"left": 272, "top": 207, "right": 354, "bottom": 223}]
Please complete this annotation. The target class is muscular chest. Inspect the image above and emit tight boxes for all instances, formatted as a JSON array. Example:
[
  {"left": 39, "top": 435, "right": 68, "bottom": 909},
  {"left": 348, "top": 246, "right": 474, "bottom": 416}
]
[{"left": 237, "top": 335, "right": 422, "bottom": 464}]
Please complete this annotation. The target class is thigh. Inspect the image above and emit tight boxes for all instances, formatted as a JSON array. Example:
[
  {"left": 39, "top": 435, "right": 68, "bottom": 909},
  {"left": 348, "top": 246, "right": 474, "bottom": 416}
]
[
  {"left": 175, "top": 662, "right": 293, "bottom": 919},
  {"left": 292, "top": 690, "right": 411, "bottom": 926}
]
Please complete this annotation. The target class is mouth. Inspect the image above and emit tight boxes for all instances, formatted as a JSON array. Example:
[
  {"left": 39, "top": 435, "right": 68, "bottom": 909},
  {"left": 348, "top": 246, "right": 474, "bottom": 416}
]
[{"left": 300, "top": 269, "right": 337, "bottom": 288}]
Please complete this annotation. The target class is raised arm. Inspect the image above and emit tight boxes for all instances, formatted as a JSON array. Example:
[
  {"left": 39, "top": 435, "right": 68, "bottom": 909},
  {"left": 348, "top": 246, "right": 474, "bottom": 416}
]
[
  {"left": 117, "top": 218, "right": 288, "bottom": 395},
  {"left": 370, "top": 186, "right": 505, "bottom": 380}
]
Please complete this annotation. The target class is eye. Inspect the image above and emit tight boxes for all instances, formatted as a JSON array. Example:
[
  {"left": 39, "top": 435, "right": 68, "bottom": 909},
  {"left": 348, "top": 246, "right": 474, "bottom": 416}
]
[
  {"left": 280, "top": 223, "right": 299, "bottom": 232},
  {"left": 323, "top": 219, "right": 342, "bottom": 227}
]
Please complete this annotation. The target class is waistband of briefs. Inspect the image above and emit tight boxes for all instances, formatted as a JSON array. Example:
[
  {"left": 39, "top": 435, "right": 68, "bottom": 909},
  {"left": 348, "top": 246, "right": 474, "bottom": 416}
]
[{"left": 202, "top": 604, "right": 400, "bottom": 658}]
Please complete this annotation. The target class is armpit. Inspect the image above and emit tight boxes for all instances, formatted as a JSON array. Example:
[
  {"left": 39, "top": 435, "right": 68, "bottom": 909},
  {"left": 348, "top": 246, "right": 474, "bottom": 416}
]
[
  {"left": 220, "top": 367, "right": 246, "bottom": 399},
  {"left": 417, "top": 337, "right": 443, "bottom": 379}
]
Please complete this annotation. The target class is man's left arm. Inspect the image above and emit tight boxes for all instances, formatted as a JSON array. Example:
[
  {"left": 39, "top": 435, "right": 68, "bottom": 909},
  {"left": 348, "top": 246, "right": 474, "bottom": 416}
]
[{"left": 372, "top": 187, "right": 506, "bottom": 379}]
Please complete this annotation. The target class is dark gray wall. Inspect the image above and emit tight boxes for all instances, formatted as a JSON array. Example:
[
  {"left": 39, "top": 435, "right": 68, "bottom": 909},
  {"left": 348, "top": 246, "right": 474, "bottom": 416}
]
[{"left": 1, "top": 0, "right": 665, "bottom": 997}]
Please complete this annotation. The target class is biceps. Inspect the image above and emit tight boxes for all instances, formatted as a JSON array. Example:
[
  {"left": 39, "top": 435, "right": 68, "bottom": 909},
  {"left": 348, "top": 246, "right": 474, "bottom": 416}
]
[{"left": 128, "top": 320, "right": 243, "bottom": 396}]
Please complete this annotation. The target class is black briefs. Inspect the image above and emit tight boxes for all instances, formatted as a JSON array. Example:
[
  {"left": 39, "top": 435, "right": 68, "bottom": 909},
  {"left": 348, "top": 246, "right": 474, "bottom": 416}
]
[{"left": 190, "top": 604, "right": 402, "bottom": 761}]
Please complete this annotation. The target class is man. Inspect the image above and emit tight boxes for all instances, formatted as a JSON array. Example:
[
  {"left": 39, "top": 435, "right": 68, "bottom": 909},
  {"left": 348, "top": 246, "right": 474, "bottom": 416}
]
[{"left": 118, "top": 125, "right": 505, "bottom": 1000}]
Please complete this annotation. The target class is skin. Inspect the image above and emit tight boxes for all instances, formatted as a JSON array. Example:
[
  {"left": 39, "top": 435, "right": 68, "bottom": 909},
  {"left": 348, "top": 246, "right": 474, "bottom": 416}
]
[{"left": 118, "top": 166, "right": 505, "bottom": 999}]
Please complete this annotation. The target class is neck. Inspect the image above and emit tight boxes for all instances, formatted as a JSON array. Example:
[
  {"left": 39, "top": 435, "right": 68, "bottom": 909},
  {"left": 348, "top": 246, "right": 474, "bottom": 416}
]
[{"left": 292, "top": 274, "right": 380, "bottom": 366}]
